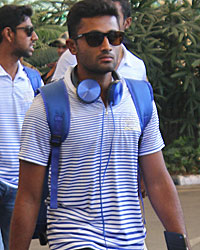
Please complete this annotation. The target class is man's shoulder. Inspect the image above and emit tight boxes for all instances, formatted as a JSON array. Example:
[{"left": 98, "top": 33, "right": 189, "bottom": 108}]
[
  {"left": 0, "top": 64, "right": 7, "bottom": 76},
  {"left": 59, "top": 49, "right": 76, "bottom": 65},
  {"left": 123, "top": 45, "right": 144, "bottom": 65},
  {"left": 23, "top": 65, "right": 41, "bottom": 76},
  {"left": 119, "top": 45, "right": 146, "bottom": 80},
  {"left": 52, "top": 50, "right": 77, "bottom": 81}
]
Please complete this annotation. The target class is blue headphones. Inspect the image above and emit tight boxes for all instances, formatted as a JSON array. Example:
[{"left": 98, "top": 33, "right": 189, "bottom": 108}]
[{"left": 71, "top": 66, "right": 123, "bottom": 106}]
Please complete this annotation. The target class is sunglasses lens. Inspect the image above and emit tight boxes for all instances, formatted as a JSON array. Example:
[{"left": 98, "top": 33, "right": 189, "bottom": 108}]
[
  {"left": 108, "top": 31, "right": 124, "bottom": 46},
  {"left": 15, "top": 26, "right": 34, "bottom": 37},
  {"left": 85, "top": 32, "right": 104, "bottom": 47},
  {"left": 25, "top": 27, "right": 34, "bottom": 37},
  {"left": 86, "top": 31, "right": 123, "bottom": 47},
  {"left": 75, "top": 31, "right": 124, "bottom": 47}
]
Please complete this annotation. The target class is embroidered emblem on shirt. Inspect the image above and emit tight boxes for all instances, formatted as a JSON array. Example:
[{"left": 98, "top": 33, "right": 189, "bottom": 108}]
[{"left": 124, "top": 117, "right": 140, "bottom": 131}]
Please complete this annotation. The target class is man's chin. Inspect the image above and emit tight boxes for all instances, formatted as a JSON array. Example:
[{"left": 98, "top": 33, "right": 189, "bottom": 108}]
[
  {"left": 98, "top": 64, "right": 116, "bottom": 74},
  {"left": 23, "top": 52, "right": 32, "bottom": 58}
]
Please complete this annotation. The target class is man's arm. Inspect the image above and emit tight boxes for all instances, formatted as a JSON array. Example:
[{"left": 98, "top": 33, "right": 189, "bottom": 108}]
[
  {"left": 9, "top": 160, "right": 46, "bottom": 250},
  {"left": 139, "top": 150, "right": 191, "bottom": 249}
]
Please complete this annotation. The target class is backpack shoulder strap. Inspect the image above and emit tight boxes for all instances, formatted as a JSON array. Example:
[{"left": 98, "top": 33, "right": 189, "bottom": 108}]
[
  {"left": 125, "top": 78, "right": 153, "bottom": 225},
  {"left": 125, "top": 78, "right": 153, "bottom": 132},
  {"left": 23, "top": 66, "right": 42, "bottom": 96},
  {"left": 38, "top": 79, "right": 70, "bottom": 209}
]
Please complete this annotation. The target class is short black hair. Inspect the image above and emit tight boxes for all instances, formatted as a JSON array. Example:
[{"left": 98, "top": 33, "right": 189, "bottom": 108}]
[
  {"left": 0, "top": 5, "right": 33, "bottom": 43},
  {"left": 112, "top": 0, "right": 131, "bottom": 20},
  {"left": 67, "top": 0, "right": 119, "bottom": 38}
]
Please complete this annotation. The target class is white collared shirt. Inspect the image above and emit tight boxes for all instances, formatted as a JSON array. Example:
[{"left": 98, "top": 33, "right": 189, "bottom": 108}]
[
  {"left": 117, "top": 44, "right": 147, "bottom": 80},
  {"left": 0, "top": 61, "right": 35, "bottom": 187}
]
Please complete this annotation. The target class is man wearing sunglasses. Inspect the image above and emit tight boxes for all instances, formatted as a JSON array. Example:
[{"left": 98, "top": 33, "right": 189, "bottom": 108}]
[
  {"left": 0, "top": 4, "right": 40, "bottom": 250},
  {"left": 10, "top": 0, "right": 190, "bottom": 250},
  {"left": 51, "top": 0, "right": 146, "bottom": 82}
]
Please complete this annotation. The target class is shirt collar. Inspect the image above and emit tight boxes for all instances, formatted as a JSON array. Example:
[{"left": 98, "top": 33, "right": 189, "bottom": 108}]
[
  {"left": 0, "top": 65, "right": 9, "bottom": 77},
  {"left": 0, "top": 61, "right": 28, "bottom": 80},
  {"left": 119, "top": 44, "right": 132, "bottom": 68},
  {"left": 16, "top": 61, "right": 28, "bottom": 80}
]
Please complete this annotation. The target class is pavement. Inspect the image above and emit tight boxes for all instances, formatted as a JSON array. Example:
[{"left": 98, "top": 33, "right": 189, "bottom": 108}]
[
  {"left": 30, "top": 184, "right": 200, "bottom": 250},
  {"left": 144, "top": 184, "right": 200, "bottom": 250}
]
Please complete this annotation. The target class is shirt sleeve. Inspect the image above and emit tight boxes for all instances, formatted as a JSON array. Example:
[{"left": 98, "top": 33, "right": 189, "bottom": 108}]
[
  {"left": 19, "top": 94, "right": 51, "bottom": 166},
  {"left": 139, "top": 101, "right": 165, "bottom": 156}
]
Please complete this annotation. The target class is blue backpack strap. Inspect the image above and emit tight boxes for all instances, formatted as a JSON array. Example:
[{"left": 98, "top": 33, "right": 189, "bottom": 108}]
[
  {"left": 125, "top": 78, "right": 153, "bottom": 132},
  {"left": 39, "top": 79, "right": 70, "bottom": 209},
  {"left": 125, "top": 78, "right": 153, "bottom": 225},
  {"left": 23, "top": 66, "right": 42, "bottom": 96}
]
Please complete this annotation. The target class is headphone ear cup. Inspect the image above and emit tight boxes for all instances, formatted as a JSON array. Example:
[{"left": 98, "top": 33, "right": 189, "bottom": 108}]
[
  {"left": 77, "top": 79, "right": 101, "bottom": 104},
  {"left": 108, "top": 80, "right": 123, "bottom": 106}
]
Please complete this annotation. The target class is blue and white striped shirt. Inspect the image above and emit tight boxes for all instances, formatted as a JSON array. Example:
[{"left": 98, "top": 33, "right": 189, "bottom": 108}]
[
  {"left": 19, "top": 67, "right": 164, "bottom": 249},
  {"left": 0, "top": 62, "right": 35, "bottom": 188}
]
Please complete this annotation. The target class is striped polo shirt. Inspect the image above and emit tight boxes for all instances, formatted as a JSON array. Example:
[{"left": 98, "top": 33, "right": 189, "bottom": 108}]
[
  {"left": 0, "top": 62, "right": 35, "bottom": 188},
  {"left": 19, "top": 67, "right": 164, "bottom": 250}
]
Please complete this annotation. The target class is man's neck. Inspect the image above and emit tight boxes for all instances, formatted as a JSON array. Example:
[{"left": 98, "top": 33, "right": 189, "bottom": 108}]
[
  {"left": 0, "top": 52, "right": 19, "bottom": 80},
  {"left": 0, "top": 42, "right": 21, "bottom": 80},
  {"left": 76, "top": 66, "right": 113, "bottom": 107}
]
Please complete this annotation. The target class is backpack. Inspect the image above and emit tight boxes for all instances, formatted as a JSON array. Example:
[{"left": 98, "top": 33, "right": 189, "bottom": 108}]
[
  {"left": 32, "top": 78, "right": 153, "bottom": 245},
  {"left": 23, "top": 66, "right": 42, "bottom": 96}
]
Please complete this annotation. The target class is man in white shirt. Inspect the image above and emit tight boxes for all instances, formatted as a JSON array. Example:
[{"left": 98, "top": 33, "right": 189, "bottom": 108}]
[
  {"left": 0, "top": 5, "right": 41, "bottom": 250},
  {"left": 52, "top": 0, "right": 147, "bottom": 82}
]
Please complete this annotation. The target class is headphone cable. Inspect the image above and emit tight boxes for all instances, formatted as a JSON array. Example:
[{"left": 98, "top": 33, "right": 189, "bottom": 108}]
[{"left": 99, "top": 104, "right": 116, "bottom": 250}]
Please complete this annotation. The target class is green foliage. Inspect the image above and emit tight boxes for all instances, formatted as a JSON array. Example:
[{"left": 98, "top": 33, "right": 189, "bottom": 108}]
[
  {"left": 25, "top": 25, "right": 67, "bottom": 74},
  {"left": 30, "top": 1, "right": 70, "bottom": 26},
  {"left": 0, "top": 0, "right": 75, "bottom": 25},
  {"left": 25, "top": 46, "right": 59, "bottom": 74},
  {"left": 163, "top": 136, "right": 200, "bottom": 175},
  {"left": 0, "top": 0, "right": 32, "bottom": 6},
  {"left": 128, "top": 0, "right": 200, "bottom": 145}
]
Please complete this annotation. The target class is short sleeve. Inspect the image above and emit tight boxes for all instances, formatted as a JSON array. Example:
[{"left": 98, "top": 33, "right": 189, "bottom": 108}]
[
  {"left": 19, "top": 94, "right": 51, "bottom": 166},
  {"left": 139, "top": 101, "right": 165, "bottom": 156}
]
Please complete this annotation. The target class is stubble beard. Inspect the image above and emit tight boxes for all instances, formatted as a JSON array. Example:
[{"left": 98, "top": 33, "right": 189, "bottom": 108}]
[
  {"left": 13, "top": 48, "right": 32, "bottom": 59},
  {"left": 84, "top": 60, "right": 118, "bottom": 76}
]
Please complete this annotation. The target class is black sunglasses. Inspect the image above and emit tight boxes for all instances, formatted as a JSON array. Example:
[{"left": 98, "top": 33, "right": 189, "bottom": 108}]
[
  {"left": 73, "top": 30, "right": 124, "bottom": 47},
  {"left": 15, "top": 26, "right": 34, "bottom": 37}
]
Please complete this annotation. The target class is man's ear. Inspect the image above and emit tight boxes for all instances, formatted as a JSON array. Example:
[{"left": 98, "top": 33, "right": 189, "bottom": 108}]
[
  {"left": 124, "top": 17, "right": 132, "bottom": 30},
  {"left": 66, "top": 38, "right": 77, "bottom": 55},
  {"left": 2, "top": 27, "right": 14, "bottom": 43}
]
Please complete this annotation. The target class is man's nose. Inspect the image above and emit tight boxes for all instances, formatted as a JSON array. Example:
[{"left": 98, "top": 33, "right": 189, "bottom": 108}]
[
  {"left": 32, "top": 31, "right": 38, "bottom": 41},
  {"left": 100, "top": 36, "right": 112, "bottom": 51}
]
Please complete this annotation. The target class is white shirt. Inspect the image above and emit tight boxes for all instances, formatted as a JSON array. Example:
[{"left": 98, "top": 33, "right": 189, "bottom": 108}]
[
  {"left": 0, "top": 62, "right": 35, "bottom": 187},
  {"left": 52, "top": 45, "right": 146, "bottom": 81},
  {"left": 52, "top": 49, "right": 77, "bottom": 81},
  {"left": 117, "top": 45, "right": 146, "bottom": 80}
]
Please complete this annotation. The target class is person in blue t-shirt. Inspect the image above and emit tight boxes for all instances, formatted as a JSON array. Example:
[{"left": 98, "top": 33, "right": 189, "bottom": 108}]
[{"left": 10, "top": 1, "right": 190, "bottom": 250}]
